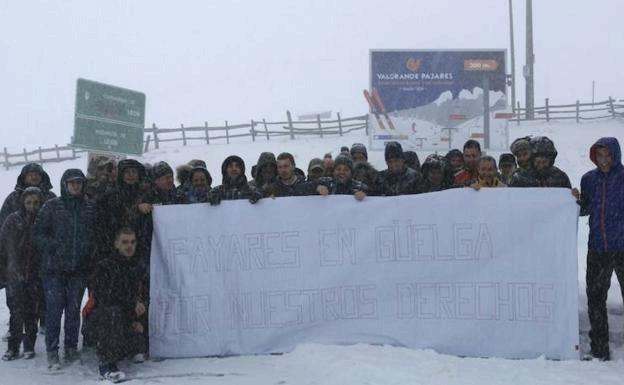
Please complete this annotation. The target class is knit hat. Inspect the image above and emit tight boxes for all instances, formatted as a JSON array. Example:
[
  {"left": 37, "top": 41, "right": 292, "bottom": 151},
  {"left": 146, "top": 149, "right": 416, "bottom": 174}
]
[
  {"left": 308, "top": 158, "right": 324, "bottom": 172},
  {"left": 152, "top": 161, "right": 174, "bottom": 180},
  {"left": 384, "top": 141, "right": 404, "bottom": 161},
  {"left": 333, "top": 153, "right": 354, "bottom": 172},
  {"left": 350, "top": 143, "right": 368, "bottom": 160},
  {"left": 187, "top": 159, "right": 207, "bottom": 169},
  {"left": 510, "top": 136, "right": 531, "bottom": 155},
  {"left": 499, "top": 153, "right": 517, "bottom": 167}
]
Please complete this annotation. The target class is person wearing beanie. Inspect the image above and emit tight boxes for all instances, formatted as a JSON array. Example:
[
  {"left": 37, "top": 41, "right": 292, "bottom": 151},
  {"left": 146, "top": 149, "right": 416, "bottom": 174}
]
[
  {"left": 510, "top": 136, "right": 532, "bottom": 170},
  {"left": 453, "top": 140, "right": 481, "bottom": 187},
  {"left": 185, "top": 166, "right": 213, "bottom": 204},
  {"left": 322, "top": 153, "right": 335, "bottom": 177},
  {"left": 307, "top": 158, "right": 325, "bottom": 182},
  {"left": 445, "top": 149, "right": 464, "bottom": 174},
  {"left": 140, "top": 161, "right": 183, "bottom": 208},
  {"left": 376, "top": 141, "right": 425, "bottom": 196},
  {"left": 314, "top": 154, "right": 367, "bottom": 200},
  {"left": 33, "top": 169, "right": 96, "bottom": 370},
  {"left": 248, "top": 152, "right": 278, "bottom": 191},
  {"left": 208, "top": 155, "right": 262, "bottom": 205},
  {"left": 340, "top": 146, "right": 350, "bottom": 154},
  {"left": 421, "top": 154, "right": 452, "bottom": 192},
  {"left": 509, "top": 136, "right": 571, "bottom": 188},
  {"left": 0, "top": 163, "right": 56, "bottom": 227},
  {"left": 1, "top": 187, "right": 44, "bottom": 361},
  {"left": 498, "top": 153, "right": 517, "bottom": 185},
  {"left": 350, "top": 143, "right": 368, "bottom": 163},
  {"left": 404, "top": 151, "right": 420, "bottom": 170}
]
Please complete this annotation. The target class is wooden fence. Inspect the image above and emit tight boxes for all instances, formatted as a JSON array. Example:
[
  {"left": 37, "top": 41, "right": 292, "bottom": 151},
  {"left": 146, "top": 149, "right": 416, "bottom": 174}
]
[
  {"left": 513, "top": 96, "right": 624, "bottom": 124},
  {"left": 2, "top": 112, "right": 368, "bottom": 170}
]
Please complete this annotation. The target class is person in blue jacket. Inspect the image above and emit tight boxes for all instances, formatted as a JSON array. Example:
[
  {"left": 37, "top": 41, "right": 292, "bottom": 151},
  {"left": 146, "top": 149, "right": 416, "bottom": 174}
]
[
  {"left": 33, "top": 169, "right": 96, "bottom": 370},
  {"left": 576, "top": 137, "right": 624, "bottom": 361}
]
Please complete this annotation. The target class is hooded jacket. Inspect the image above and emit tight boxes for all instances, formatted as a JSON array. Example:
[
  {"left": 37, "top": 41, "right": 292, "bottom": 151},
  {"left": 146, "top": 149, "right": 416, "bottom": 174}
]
[
  {"left": 96, "top": 159, "right": 150, "bottom": 261},
  {"left": 508, "top": 165, "right": 571, "bottom": 188},
  {"left": 579, "top": 137, "right": 624, "bottom": 252},
  {"left": 376, "top": 167, "right": 425, "bottom": 196},
  {"left": 0, "top": 163, "right": 55, "bottom": 226},
  {"left": 33, "top": 169, "right": 96, "bottom": 277},
  {"left": 248, "top": 152, "right": 277, "bottom": 191},
  {"left": 0, "top": 189, "right": 43, "bottom": 283},
  {"left": 209, "top": 155, "right": 255, "bottom": 201}
]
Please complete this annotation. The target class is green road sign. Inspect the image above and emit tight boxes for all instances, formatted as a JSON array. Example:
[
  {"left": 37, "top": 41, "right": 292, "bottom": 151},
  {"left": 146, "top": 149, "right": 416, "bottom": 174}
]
[{"left": 73, "top": 78, "right": 146, "bottom": 155}]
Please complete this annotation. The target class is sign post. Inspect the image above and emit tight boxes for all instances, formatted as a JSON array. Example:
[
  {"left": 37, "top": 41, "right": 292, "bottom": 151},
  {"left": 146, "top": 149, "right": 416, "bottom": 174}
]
[{"left": 73, "top": 78, "right": 146, "bottom": 155}]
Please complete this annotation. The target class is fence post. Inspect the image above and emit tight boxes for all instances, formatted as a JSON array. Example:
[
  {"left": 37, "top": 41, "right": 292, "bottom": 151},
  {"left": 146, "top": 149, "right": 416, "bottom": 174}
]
[
  {"left": 317, "top": 114, "right": 323, "bottom": 138},
  {"left": 517, "top": 101, "right": 521, "bottom": 126},
  {"left": 225, "top": 120, "right": 230, "bottom": 144},
  {"left": 250, "top": 120, "right": 256, "bottom": 142},
  {"left": 287, "top": 110, "right": 294, "bottom": 140},
  {"left": 71, "top": 147, "right": 76, "bottom": 159},
  {"left": 38, "top": 147, "right": 43, "bottom": 162},
  {"left": 609, "top": 96, "right": 615, "bottom": 117},
  {"left": 181, "top": 124, "right": 187, "bottom": 146},
  {"left": 576, "top": 100, "right": 580, "bottom": 123},
  {"left": 263, "top": 118, "right": 270, "bottom": 140},
  {"left": 204, "top": 122, "right": 210, "bottom": 144},
  {"left": 152, "top": 123, "right": 160, "bottom": 149},
  {"left": 143, "top": 135, "right": 151, "bottom": 153},
  {"left": 23, "top": 148, "right": 28, "bottom": 163},
  {"left": 54, "top": 144, "right": 60, "bottom": 159},
  {"left": 3, "top": 147, "right": 9, "bottom": 170},
  {"left": 545, "top": 98, "right": 550, "bottom": 122},
  {"left": 364, "top": 115, "right": 369, "bottom": 135},
  {"left": 337, "top": 112, "right": 343, "bottom": 136}
]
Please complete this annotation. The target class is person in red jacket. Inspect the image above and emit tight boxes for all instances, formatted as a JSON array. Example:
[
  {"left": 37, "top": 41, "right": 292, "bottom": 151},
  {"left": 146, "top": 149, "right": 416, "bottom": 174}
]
[{"left": 453, "top": 140, "right": 481, "bottom": 187}]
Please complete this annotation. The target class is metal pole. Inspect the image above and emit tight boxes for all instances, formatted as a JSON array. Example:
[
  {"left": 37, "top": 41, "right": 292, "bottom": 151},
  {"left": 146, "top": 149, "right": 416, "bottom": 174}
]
[
  {"left": 483, "top": 76, "right": 491, "bottom": 149},
  {"left": 509, "top": 0, "right": 516, "bottom": 112},
  {"left": 525, "top": 0, "right": 535, "bottom": 119},
  {"left": 592, "top": 80, "right": 595, "bottom": 105}
]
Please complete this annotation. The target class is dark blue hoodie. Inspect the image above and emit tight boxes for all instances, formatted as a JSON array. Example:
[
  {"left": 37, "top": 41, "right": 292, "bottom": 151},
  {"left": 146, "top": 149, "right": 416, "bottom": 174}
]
[
  {"left": 33, "top": 169, "right": 96, "bottom": 276},
  {"left": 579, "top": 137, "right": 624, "bottom": 252}
]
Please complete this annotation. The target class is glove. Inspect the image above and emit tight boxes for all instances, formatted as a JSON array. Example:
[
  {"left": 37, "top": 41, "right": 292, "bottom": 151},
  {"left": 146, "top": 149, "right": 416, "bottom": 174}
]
[
  {"left": 249, "top": 190, "right": 262, "bottom": 204},
  {"left": 208, "top": 191, "right": 222, "bottom": 206}
]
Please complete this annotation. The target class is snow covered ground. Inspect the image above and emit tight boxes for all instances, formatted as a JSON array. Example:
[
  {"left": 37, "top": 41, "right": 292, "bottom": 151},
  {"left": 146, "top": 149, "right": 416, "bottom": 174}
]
[{"left": 1, "top": 117, "right": 624, "bottom": 384}]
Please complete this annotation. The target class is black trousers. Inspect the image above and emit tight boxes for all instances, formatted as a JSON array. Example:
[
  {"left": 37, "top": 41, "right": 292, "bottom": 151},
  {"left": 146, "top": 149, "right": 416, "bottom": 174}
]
[
  {"left": 586, "top": 251, "right": 624, "bottom": 357},
  {"left": 92, "top": 305, "right": 146, "bottom": 365},
  {"left": 6, "top": 280, "right": 41, "bottom": 352}
]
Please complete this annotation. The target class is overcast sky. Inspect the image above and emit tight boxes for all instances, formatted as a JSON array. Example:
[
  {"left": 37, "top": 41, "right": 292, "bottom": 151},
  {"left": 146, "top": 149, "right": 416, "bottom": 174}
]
[{"left": 0, "top": 0, "right": 622, "bottom": 150}]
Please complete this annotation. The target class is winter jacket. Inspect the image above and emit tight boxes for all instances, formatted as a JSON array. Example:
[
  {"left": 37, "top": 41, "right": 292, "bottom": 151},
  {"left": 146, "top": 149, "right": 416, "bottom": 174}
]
[
  {"left": 453, "top": 168, "right": 479, "bottom": 187},
  {"left": 0, "top": 163, "right": 55, "bottom": 226},
  {"left": 248, "top": 152, "right": 277, "bottom": 191},
  {"left": 317, "top": 177, "right": 368, "bottom": 195},
  {"left": 209, "top": 155, "right": 259, "bottom": 202},
  {"left": 33, "top": 169, "right": 96, "bottom": 277},
  {"left": 353, "top": 162, "right": 379, "bottom": 195},
  {"left": 375, "top": 167, "right": 425, "bottom": 196},
  {"left": 90, "top": 252, "right": 145, "bottom": 321},
  {"left": 263, "top": 174, "right": 306, "bottom": 198},
  {"left": 579, "top": 137, "right": 624, "bottom": 252},
  {"left": 508, "top": 166, "right": 571, "bottom": 188},
  {"left": 96, "top": 159, "right": 150, "bottom": 262},
  {"left": 0, "top": 209, "right": 38, "bottom": 283}
]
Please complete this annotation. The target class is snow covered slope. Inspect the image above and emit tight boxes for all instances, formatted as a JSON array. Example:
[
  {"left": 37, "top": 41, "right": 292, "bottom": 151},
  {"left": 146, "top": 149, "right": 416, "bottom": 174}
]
[{"left": 1, "top": 118, "right": 623, "bottom": 384}]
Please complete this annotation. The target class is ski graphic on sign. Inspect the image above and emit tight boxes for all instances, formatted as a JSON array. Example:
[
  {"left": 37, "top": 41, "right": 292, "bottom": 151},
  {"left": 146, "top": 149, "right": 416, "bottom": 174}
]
[
  {"left": 363, "top": 90, "right": 386, "bottom": 130},
  {"left": 371, "top": 88, "right": 395, "bottom": 130}
]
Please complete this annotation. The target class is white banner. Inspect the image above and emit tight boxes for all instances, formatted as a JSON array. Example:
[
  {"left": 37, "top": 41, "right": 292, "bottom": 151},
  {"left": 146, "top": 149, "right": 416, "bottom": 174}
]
[{"left": 149, "top": 189, "right": 579, "bottom": 360}]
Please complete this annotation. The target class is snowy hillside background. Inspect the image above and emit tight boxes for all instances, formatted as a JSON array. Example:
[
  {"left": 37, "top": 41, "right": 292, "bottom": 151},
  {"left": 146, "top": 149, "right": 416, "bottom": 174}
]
[{"left": 1, "top": 118, "right": 624, "bottom": 384}]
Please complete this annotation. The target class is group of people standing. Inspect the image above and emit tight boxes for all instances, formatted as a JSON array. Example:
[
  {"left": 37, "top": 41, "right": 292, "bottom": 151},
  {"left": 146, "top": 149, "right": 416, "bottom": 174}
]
[{"left": 0, "top": 134, "right": 622, "bottom": 382}]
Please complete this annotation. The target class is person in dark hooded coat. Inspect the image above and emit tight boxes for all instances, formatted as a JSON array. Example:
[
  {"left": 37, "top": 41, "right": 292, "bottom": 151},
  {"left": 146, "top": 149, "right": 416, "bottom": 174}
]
[
  {"left": 0, "top": 163, "right": 55, "bottom": 226},
  {"left": 208, "top": 156, "right": 262, "bottom": 205},
  {"left": 248, "top": 152, "right": 277, "bottom": 192},
  {"left": 33, "top": 169, "right": 96, "bottom": 369},
  {"left": 576, "top": 137, "right": 624, "bottom": 361},
  {"left": 375, "top": 141, "right": 425, "bottom": 196},
  {"left": 263, "top": 153, "right": 306, "bottom": 198},
  {"left": 350, "top": 143, "right": 379, "bottom": 194},
  {"left": 508, "top": 136, "right": 571, "bottom": 188},
  {"left": 312, "top": 154, "right": 367, "bottom": 200},
  {"left": 0, "top": 187, "right": 44, "bottom": 360},
  {"left": 184, "top": 166, "right": 213, "bottom": 203},
  {"left": 421, "top": 154, "right": 452, "bottom": 192},
  {"left": 96, "top": 159, "right": 151, "bottom": 263}
]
